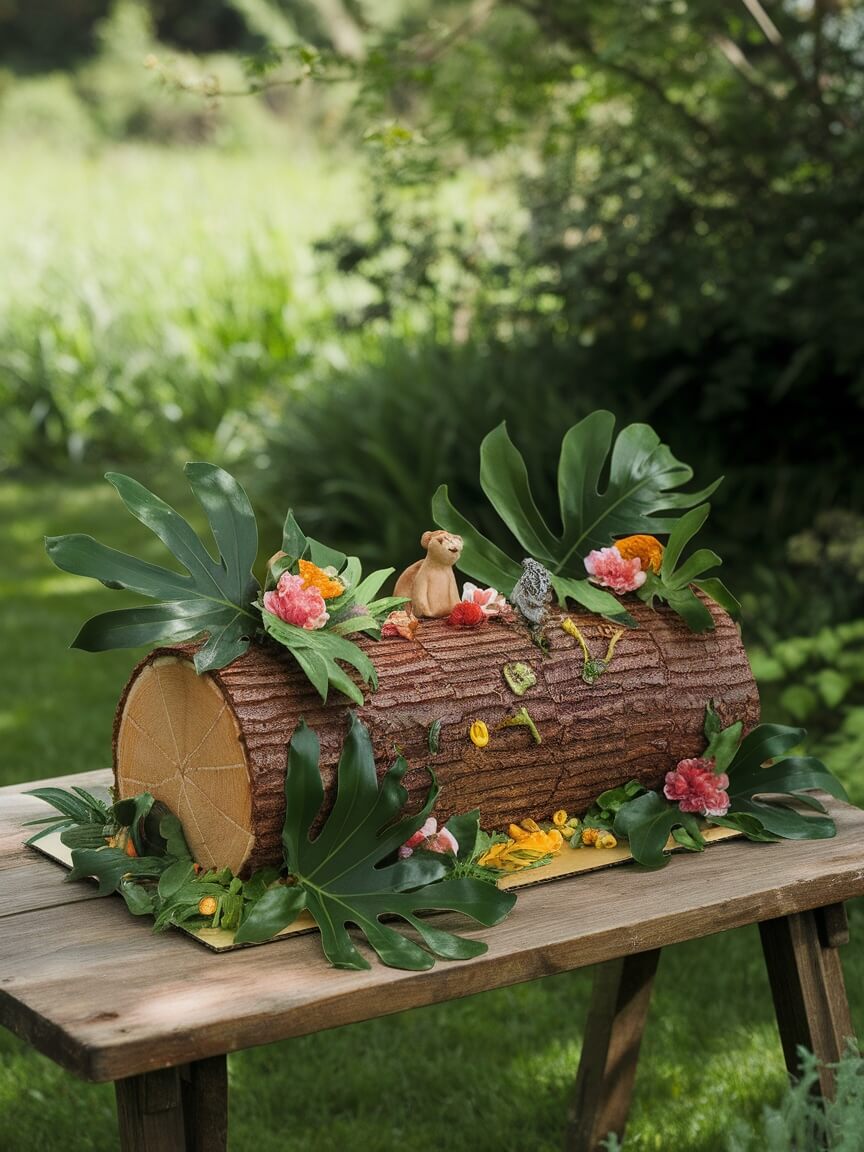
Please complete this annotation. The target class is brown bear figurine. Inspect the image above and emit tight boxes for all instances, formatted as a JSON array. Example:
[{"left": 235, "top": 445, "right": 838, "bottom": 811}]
[{"left": 394, "top": 531, "right": 463, "bottom": 618}]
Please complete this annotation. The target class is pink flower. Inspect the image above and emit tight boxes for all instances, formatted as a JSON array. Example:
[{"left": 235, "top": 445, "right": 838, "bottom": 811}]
[
  {"left": 664, "top": 757, "right": 731, "bottom": 817},
  {"left": 263, "top": 572, "right": 329, "bottom": 630},
  {"left": 462, "top": 583, "right": 511, "bottom": 617},
  {"left": 398, "top": 817, "right": 459, "bottom": 859},
  {"left": 584, "top": 545, "right": 647, "bottom": 594}
]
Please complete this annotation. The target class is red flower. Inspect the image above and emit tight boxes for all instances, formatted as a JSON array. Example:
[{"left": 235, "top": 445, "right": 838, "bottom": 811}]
[
  {"left": 664, "top": 757, "right": 730, "bottom": 817},
  {"left": 448, "top": 601, "right": 486, "bottom": 628}
]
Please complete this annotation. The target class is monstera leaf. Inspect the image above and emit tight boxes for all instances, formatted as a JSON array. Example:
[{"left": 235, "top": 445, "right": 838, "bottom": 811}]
[
  {"left": 720, "top": 722, "right": 849, "bottom": 840},
  {"left": 611, "top": 714, "right": 850, "bottom": 867},
  {"left": 637, "top": 504, "right": 740, "bottom": 633},
  {"left": 614, "top": 792, "right": 707, "bottom": 869},
  {"left": 46, "top": 463, "right": 260, "bottom": 673},
  {"left": 235, "top": 715, "right": 516, "bottom": 970},
  {"left": 432, "top": 413, "right": 721, "bottom": 623}
]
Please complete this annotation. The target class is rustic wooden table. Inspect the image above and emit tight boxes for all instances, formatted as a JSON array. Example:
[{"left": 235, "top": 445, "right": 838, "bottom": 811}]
[{"left": 1, "top": 770, "right": 861, "bottom": 1152}]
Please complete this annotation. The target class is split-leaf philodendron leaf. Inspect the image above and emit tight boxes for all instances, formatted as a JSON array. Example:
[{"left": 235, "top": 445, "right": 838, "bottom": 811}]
[
  {"left": 45, "top": 463, "right": 260, "bottom": 673},
  {"left": 636, "top": 503, "right": 739, "bottom": 633},
  {"left": 612, "top": 713, "right": 849, "bottom": 867},
  {"left": 432, "top": 412, "right": 724, "bottom": 627},
  {"left": 257, "top": 714, "right": 515, "bottom": 971}
]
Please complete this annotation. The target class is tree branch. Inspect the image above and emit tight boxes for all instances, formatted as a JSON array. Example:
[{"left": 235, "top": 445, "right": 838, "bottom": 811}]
[
  {"left": 714, "top": 35, "right": 770, "bottom": 94},
  {"left": 738, "top": 0, "right": 832, "bottom": 129}
]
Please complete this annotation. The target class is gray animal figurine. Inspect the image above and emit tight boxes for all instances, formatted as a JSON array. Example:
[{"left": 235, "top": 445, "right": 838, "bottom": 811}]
[{"left": 510, "top": 558, "right": 552, "bottom": 628}]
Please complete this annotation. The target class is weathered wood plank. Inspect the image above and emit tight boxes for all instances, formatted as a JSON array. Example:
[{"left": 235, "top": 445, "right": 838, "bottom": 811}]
[
  {"left": 116, "top": 1066, "right": 187, "bottom": 1152},
  {"left": 760, "top": 907, "right": 857, "bottom": 1097},
  {"left": 0, "top": 793, "right": 862, "bottom": 1082},
  {"left": 0, "top": 770, "right": 112, "bottom": 859},
  {"left": 566, "top": 949, "right": 661, "bottom": 1152},
  {"left": 182, "top": 1056, "right": 228, "bottom": 1152},
  {"left": 114, "top": 1057, "right": 228, "bottom": 1152},
  {"left": 0, "top": 773, "right": 113, "bottom": 917},
  {"left": 0, "top": 857, "right": 103, "bottom": 917}
]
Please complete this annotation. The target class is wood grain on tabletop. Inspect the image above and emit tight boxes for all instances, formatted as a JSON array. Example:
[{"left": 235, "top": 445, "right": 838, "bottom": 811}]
[{"left": 1, "top": 770, "right": 863, "bottom": 1083}]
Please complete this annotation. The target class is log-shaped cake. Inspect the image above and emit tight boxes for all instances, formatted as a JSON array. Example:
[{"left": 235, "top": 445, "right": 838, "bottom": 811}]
[{"left": 113, "top": 597, "right": 759, "bottom": 875}]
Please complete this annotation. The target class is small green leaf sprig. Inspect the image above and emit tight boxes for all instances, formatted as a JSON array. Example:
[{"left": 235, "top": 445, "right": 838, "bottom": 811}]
[
  {"left": 635, "top": 505, "right": 740, "bottom": 633},
  {"left": 259, "top": 510, "right": 406, "bottom": 705},
  {"left": 25, "top": 787, "right": 276, "bottom": 930}
]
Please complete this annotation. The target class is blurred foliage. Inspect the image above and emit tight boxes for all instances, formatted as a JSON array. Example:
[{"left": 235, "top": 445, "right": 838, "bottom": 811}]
[
  {"left": 725, "top": 1044, "right": 864, "bottom": 1152},
  {"left": 302, "top": 0, "right": 864, "bottom": 566},
  {"left": 744, "top": 511, "right": 864, "bottom": 784},
  {"left": 0, "top": 0, "right": 249, "bottom": 70},
  {"left": 0, "top": 146, "right": 361, "bottom": 472},
  {"left": 1, "top": 0, "right": 862, "bottom": 612},
  {"left": 0, "top": 1, "right": 351, "bottom": 147}
]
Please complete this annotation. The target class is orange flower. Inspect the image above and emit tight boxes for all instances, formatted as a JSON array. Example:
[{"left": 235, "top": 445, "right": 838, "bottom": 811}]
[
  {"left": 613, "top": 534, "right": 664, "bottom": 574},
  {"left": 198, "top": 896, "right": 218, "bottom": 916},
  {"left": 298, "top": 559, "right": 344, "bottom": 600}
]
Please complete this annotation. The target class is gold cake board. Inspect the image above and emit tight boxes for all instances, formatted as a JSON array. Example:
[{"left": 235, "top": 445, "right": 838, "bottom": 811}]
[{"left": 31, "top": 823, "right": 741, "bottom": 953}]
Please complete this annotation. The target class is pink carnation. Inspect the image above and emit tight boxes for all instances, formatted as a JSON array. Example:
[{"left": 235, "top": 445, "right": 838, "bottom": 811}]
[
  {"left": 398, "top": 817, "right": 459, "bottom": 859},
  {"left": 263, "top": 572, "right": 329, "bottom": 630},
  {"left": 584, "top": 546, "right": 647, "bottom": 594},
  {"left": 664, "top": 757, "right": 730, "bottom": 817}
]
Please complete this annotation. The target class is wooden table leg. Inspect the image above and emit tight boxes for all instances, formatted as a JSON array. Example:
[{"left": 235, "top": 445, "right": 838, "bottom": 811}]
[
  {"left": 759, "top": 904, "right": 857, "bottom": 1099},
  {"left": 115, "top": 1056, "right": 228, "bottom": 1152},
  {"left": 565, "top": 947, "right": 661, "bottom": 1152}
]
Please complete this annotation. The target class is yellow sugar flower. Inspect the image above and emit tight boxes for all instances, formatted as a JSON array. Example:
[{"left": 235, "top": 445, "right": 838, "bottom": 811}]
[
  {"left": 479, "top": 826, "right": 564, "bottom": 872},
  {"left": 520, "top": 818, "right": 542, "bottom": 834},
  {"left": 613, "top": 534, "right": 664, "bottom": 574},
  {"left": 552, "top": 809, "right": 568, "bottom": 827},
  {"left": 582, "top": 827, "right": 618, "bottom": 848},
  {"left": 469, "top": 720, "right": 490, "bottom": 748},
  {"left": 298, "top": 559, "right": 345, "bottom": 600}
]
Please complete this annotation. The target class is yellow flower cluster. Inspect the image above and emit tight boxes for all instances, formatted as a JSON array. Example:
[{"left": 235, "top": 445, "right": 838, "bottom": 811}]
[
  {"left": 613, "top": 534, "right": 664, "bottom": 574},
  {"left": 298, "top": 559, "right": 345, "bottom": 600},
  {"left": 551, "top": 808, "right": 582, "bottom": 840},
  {"left": 478, "top": 819, "right": 564, "bottom": 872},
  {"left": 581, "top": 827, "right": 618, "bottom": 849}
]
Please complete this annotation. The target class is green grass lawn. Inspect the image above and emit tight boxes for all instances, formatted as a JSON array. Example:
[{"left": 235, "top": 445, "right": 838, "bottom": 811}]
[{"left": 1, "top": 475, "right": 861, "bottom": 1152}]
